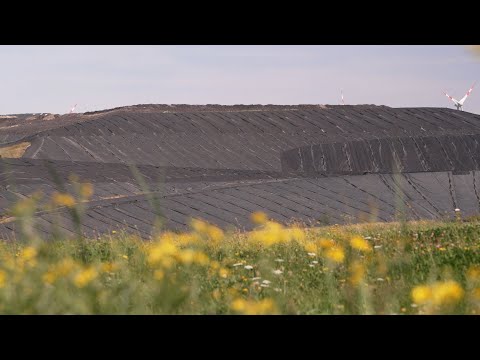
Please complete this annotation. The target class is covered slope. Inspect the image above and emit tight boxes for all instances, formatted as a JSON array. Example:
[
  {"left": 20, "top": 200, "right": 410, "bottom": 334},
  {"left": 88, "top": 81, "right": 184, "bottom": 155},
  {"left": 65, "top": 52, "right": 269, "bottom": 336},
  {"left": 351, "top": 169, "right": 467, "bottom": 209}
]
[{"left": 1, "top": 104, "right": 480, "bottom": 240}]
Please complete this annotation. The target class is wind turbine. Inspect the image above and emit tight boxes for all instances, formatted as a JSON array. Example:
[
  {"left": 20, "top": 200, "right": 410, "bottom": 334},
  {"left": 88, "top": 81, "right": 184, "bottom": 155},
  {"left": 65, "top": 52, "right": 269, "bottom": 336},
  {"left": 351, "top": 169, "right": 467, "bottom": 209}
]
[
  {"left": 69, "top": 104, "right": 77, "bottom": 114},
  {"left": 340, "top": 89, "right": 345, "bottom": 105},
  {"left": 444, "top": 82, "right": 476, "bottom": 111}
]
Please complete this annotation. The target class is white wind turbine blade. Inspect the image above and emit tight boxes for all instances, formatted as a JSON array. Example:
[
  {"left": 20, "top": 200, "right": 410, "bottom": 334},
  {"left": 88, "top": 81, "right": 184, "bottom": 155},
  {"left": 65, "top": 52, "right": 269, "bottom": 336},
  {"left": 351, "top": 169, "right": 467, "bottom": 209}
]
[
  {"left": 341, "top": 89, "right": 345, "bottom": 105},
  {"left": 444, "top": 91, "right": 460, "bottom": 106},
  {"left": 459, "top": 82, "right": 476, "bottom": 105},
  {"left": 69, "top": 104, "right": 77, "bottom": 114}
]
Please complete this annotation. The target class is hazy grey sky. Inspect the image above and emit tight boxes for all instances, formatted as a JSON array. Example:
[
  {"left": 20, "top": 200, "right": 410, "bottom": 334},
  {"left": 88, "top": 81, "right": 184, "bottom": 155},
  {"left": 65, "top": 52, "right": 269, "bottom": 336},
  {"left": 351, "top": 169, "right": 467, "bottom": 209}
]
[{"left": 1, "top": 45, "right": 479, "bottom": 114}]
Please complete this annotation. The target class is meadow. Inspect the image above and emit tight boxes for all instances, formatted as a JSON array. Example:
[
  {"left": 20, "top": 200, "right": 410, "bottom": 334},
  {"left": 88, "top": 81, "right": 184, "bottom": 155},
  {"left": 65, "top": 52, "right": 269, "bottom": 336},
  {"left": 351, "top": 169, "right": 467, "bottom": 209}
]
[{"left": 1, "top": 190, "right": 480, "bottom": 314}]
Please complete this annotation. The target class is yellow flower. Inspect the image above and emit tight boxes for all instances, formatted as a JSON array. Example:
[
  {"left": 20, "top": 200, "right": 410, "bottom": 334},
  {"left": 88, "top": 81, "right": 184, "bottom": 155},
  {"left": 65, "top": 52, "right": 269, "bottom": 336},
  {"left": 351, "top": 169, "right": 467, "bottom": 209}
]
[
  {"left": 288, "top": 227, "right": 306, "bottom": 242},
  {"left": 0, "top": 270, "right": 6, "bottom": 288},
  {"left": 154, "top": 269, "right": 165, "bottom": 281},
  {"left": 73, "top": 267, "right": 98, "bottom": 288},
  {"left": 147, "top": 240, "right": 178, "bottom": 267},
  {"left": 250, "top": 211, "right": 268, "bottom": 225},
  {"left": 325, "top": 247, "right": 345, "bottom": 263},
  {"left": 101, "top": 262, "right": 118, "bottom": 273},
  {"left": 411, "top": 286, "right": 432, "bottom": 305},
  {"left": 80, "top": 183, "right": 94, "bottom": 199},
  {"left": 19, "top": 246, "right": 38, "bottom": 267},
  {"left": 191, "top": 219, "right": 209, "bottom": 233},
  {"left": 248, "top": 221, "right": 289, "bottom": 246},
  {"left": 212, "top": 289, "right": 222, "bottom": 301},
  {"left": 207, "top": 225, "right": 224, "bottom": 244},
  {"left": 192, "top": 251, "right": 209, "bottom": 266},
  {"left": 412, "top": 281, "right": 464, "bottom": 307},
  {"left": 219, "top": 267, "right": 229, "bottom": 279},
  {"left": 317, "top": 238, "right": 335, "bottom": 249},
  {"left": 349, "top": 261, "right": 365, "bottom": 286},
  {"left": 122, "top": 255, "right": 128, "bottom": 260},
  {"left": 230, "top": 298, "right": 277, "bottom": 315},
  {"left": 52, "top": 192, "right": 76, "bottom": 208},
  {"left": 304, "top": 242, "right": 317, "bottom": 254},
  {"left": 43, "top": 258, "right": 77, "bottom": 284},
  {"left": 467, "top": 265, "right": 480, "bottom": 282},
  {"left": 350, "top": 236, "right": 372, "bottom": 253},
  {"left": 431, "top": 281, "right": 464, "bottom": 306},
  {"left": 472, "top": 288, "right": 480, "bottom": 300}
]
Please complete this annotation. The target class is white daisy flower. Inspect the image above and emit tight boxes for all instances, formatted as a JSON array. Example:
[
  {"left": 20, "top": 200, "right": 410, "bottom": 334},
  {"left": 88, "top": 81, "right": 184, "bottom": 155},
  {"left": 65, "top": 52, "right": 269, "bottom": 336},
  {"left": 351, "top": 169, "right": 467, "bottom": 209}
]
[
  {"left": 262, "top": 280, "right": 271, "bottom": 285},
  {"left": 311, "top": 261, "right": 319, "bottom": 265},
  {"left": 307, "top": 252, "right": 316, "bottom": 257},
  {"left": 232, "top": 263, "right": 243, "bottom": 267},
  {"left": 273, "top": 269, "right": 283, "bottom": 275},
  {"left": 244, "top": 265, "right": 254, "bottom": 270},
  {"left": 374, "top": 245, "right": 382, "bottom": 249},
  {"left": 251, "top": 277, "right": 261, "bottom": 281},
  {"left": 274, "top": 259, "right": 284, "bottom": 262}
]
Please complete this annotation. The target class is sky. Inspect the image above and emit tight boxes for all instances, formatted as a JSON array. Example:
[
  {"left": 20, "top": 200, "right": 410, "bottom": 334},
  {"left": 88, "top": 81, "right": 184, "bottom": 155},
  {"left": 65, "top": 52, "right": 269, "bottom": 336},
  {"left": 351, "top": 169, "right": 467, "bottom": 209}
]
[{"left": 1, "top": 45, "right": 479, "bottom": 115}]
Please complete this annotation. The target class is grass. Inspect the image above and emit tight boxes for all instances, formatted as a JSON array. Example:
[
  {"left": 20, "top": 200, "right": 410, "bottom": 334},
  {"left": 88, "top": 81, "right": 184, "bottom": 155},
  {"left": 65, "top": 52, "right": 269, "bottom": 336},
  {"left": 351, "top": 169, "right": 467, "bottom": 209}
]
[
  {"left": 1, "top": 213, "right": 480, "bottom": 314},
  {"left": 0, "top": 142, "right": 31, "bottom": 158}
]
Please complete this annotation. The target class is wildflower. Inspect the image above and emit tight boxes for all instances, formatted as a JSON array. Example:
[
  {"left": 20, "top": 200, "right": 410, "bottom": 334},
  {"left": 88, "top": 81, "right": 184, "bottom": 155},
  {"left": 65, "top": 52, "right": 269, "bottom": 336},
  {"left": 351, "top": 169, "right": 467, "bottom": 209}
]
[
  {"left": 467, "top": 266, "right": 480, "bottom": 281},
  {"left": 273, "top": 269, "right": 283, "bottom": 275},
  {"left": 242, "top": 288, "right": 249, "bottom": 293},
  {"left": 349, "top": 261, "right": 365, "bottom": 286},
  {"left": 311, "top": 261, "right": 319, "bottom": 265},
  {"left": 112, "top": 230, "right": 117, "bottom": 234},
  {"left": 0, "top": 270, "right": 6, "bottom": 288},
  {"left": 455, "top": 208, "right": 461, "bottom": 212},
  {"left": 251, "top": 277, "right": 262, "bottom": 281},
  {"left": 248, "top": 221, "right": 289, "bottom": 246},
  {"left": 307, "top": 252, "right": 316, "bottom": 257},
  {"left": 374, "top": 245, "right": 382, "bottom": 250},
  {"left": 431, "top": 281, "right": 464, "bottom": 306},
  {"left": 101, "top": 262, "right": 118, "bottom": 273},
  {"left": 274, "top": 259, "right": 284, "bottom": 263},
  {"left": 262, "top": 280, "right": 271, "bottom": 285},
  {"left": 411, "top": 281, "right": 464, "bottom": 307},
  {"left": 154, "top": 269, "right": 165, "bottom": 281},
  {"left": 52, "top": 192, "right": 76, "bottom": 208},
  {"left": 232, "top": 263, "right": 244, "bottom": 267},
  {"left": 19, "top": 247, "right": 38, "bottom": 267},
  {"left": 288, "top": 226, "right": 306, "bottom": 242},
  {"left": 191, "top": 219, "right": 209, "bottom": 233},
  {"left": 212, "top": 289, "right": 221, "bottom": 301},
  {"left": 147, "top": 239, "right": 178, "bottom": 268},
  {"left": 325, "top": 247, "right": 345, "bottom": 263},
  {"left": 473, "top": 288, "right": 480, "bottom": 300},
  {"left": 309, "top": 264, "right": 315, "bottom": 268},
  {"left": 274, "top": 288, "right": 282, "bottom": 292},
  {"left": 230, "top": 298, "right": 277, "bottom": 315},
  {"left": 304, "top": 242, "right": 317, "bottom": 254},
  {"left": 80, "top": 182, "right": 94, "bottom": 199},
  {"left": 350, "top": 236, "right": 372, "bottom": 253},
  {"left": 376, "top": 278, "right": 385, "bottom": 282},
  {"left": 251, "top": 211, "right": 268, "bottom": 225},
  {"left": 244, "top": 265, "right": 253, "bottom": 270},
  {"left": 207, "top": 225, "right": 224, "bottom": 244},
  {"left": 43, "top": 258, "right": 77, "bottom": 284},
  {"left": 219, "top": 268, "right": 229, "bottom": 278},
  {"left": 317, "top": 238, "right": 335, "bottom": 249},
  {"left": 364, "top": 236, "right": 372, "bottom": 240},
  {"left": 73, "top": 267, "right": 98, "bottom": 288}
]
